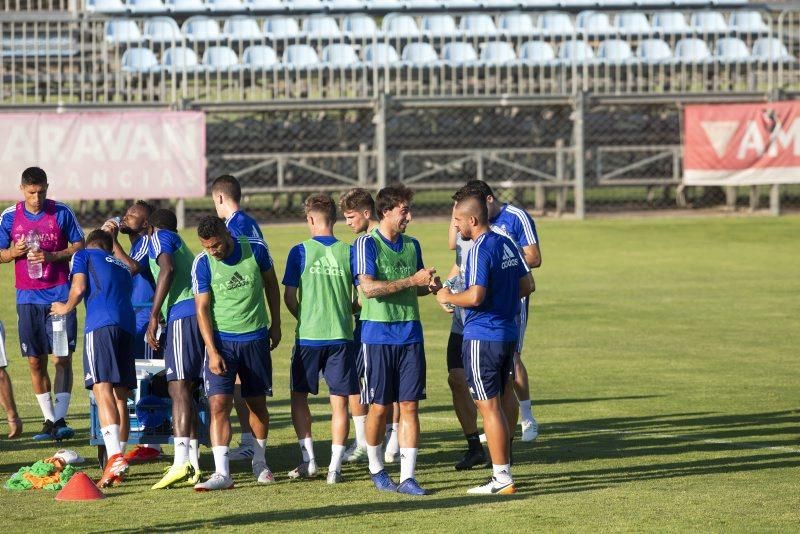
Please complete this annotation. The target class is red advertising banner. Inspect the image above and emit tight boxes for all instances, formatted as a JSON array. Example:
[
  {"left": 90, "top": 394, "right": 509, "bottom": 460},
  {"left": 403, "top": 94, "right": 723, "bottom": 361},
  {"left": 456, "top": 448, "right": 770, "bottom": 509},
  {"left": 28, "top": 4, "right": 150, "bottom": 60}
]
[
  {"left": 0, "top": 111, "right": 206, "bottom": 200},
  {"left": 683, "top": 101, "right": 800, "bottom": 186}
]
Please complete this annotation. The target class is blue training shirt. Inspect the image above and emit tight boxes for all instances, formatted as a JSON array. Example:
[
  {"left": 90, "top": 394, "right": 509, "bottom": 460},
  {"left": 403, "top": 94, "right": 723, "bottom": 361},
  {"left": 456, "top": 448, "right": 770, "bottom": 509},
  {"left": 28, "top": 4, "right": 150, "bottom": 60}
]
[
  {"left": 283, "top": 235, "right": 350, "bottom": 347},
  {"left": 351, "top": 230, "right": 425, "bottom": 345},
  {"left": 489, "top": 203, "right": 539, "bottom": 249},
  {"left": 463, "top": 231, "right": 530, "bottom": 343},
  {"left": 191, "top": 237, "right": 273, "bottom": 342},
  {"left": 130, "top": 235, "right": 156, "bottom": 329},
  {"left": 71, "top": 248, "right": 135, "bottom": 335},
  {"left": 0, "top": 202, "right": 84, "bottom": 305},
  {"left": 148, "top": 230, "right": 195, "bottom": 322},
  {"left": 226, "top": 210, "right": 263, "bottom": 239}
]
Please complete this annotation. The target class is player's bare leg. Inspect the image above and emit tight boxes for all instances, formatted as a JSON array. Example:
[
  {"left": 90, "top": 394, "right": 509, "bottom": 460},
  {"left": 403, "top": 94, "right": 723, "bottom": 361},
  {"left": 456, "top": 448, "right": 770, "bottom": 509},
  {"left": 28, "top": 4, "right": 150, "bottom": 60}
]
[
  {"left": 449, "top": 369, "right": 485, "bottom": 469},
  {"left": 230, "top": 375, "right": 255, "bottom": 461},
  {"left": 194, "top": 394, "right": 235, "bottom": 491},
  {"left": 384, "top": 401, "right": 401, "bottom": 463},
  {"left": 96, "top": 383, "right": 131, "bottom": 487},
  {"left": 289, "top": 391, "right": 317, "bottom": 478},
  {"left": 344, "top": 394, "right": 368, "bottom": 462},
  {"left": 365, "top": 402, "right": 395, "bottom": 489},
  {"left": 153, "top": 379, "right": 196, "bottom": 489},
  {"left": 396, "top": 400, "right": 426, "bottom": 495},
  {"left": 513, "top": 353, "right": 538, "bottom": 442},
  {"left": 470, "top": 380, "right": 516, "bottom": 495},
  {"left": 244, "top": 395, "right": 272, "bottom": 484},
  {"left": 51, "top": 354, "right": 74, "bottom": 439},
  {"left": 327, "top": 394, "right": 349, "bottom": 483},
  {"left": 29, "top": 356, "right": 56, "bottom": 440},
  {"left": 0, "top": 369, "right": 21, "bottom": 438}
]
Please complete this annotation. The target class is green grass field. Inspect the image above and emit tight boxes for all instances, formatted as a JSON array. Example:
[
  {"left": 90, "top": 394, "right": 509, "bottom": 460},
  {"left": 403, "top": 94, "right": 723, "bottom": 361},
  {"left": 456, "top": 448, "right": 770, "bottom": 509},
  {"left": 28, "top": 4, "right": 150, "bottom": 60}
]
[{"left": 0, "top": 215, "right": 798, "bottom": 532}]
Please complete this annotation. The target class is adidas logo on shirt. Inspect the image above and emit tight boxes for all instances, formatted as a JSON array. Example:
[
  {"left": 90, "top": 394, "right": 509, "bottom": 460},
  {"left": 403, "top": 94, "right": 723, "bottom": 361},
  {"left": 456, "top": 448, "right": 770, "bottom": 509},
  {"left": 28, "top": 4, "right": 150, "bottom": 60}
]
[
  {"left": 309, "top": 257, "right": 346, "bottom": 277},
  {"left": 501, "top": 243, "right": 520, "bottom": 269},
  {"left": 223, "top": 271, "right": 252, "bottom": 291}
]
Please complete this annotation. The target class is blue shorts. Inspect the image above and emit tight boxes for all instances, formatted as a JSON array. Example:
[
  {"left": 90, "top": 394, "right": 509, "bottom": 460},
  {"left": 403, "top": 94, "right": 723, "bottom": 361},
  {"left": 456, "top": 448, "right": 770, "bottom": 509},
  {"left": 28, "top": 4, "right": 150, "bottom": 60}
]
[
  {"left": 516, "top": 296, "right": 530, "bottom": 354},
  {"left": 16, "top": 304, "right": 77, "bottom": 357},
  {"left": 362, "top": 342, "right": 426, "bottom": 405},
  {"left": 83, "top": 326, "right": 136, "bottom": 390},
  {"left": 203, "top": 336, "right": 272, "bottom": 398},
  {"left": 164, "top": 315, "right": 204, "bottom": 382},
  {"left": 352, "top": 318, "right": 364, "bottom": 378},
  {"left": 462, "top": 339, "right": 515, "bottom": 401},
  {"left": 133, "top": 309, "right": 165, "bottom": 359},
  {"left": 291, "top": 343, "right": 358, "bottom": 397}
]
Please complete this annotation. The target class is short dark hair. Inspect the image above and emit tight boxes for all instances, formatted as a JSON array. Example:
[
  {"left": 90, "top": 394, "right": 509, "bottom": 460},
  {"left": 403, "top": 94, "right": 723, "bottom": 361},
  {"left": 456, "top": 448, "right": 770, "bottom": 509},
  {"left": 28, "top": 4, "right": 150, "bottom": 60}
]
[
  {"left": 375, "top": 184, "right": 414, "bottom": 221},
  {"left": 86, "top": 229, "right": 113, "bottom": 252},
  {"left": 133, "top": 200, "right": 155, "bottom": 217},
  {"left": 211, "top": 175, "right": 242, "bottom": 203},
  {"left": 197, "top": 216, "right": 229, "bottom": 240},
  {"left": 452, "top": 186, "right": 489, "bottom": 225},
  {"left": 339, "top": 188, "right": 375, "bottom": 215},
  {"left": 149, "top": 209, "right": 178, "bottom": 232},
  {"left": 304, "top": 194, "right": 337, "bottom": 225},
  {"left": 464, "top": 179, "right": 495, "bottom": 200},
  {"left": 21, "top": 167, "right": 47, "bottom": 186}
]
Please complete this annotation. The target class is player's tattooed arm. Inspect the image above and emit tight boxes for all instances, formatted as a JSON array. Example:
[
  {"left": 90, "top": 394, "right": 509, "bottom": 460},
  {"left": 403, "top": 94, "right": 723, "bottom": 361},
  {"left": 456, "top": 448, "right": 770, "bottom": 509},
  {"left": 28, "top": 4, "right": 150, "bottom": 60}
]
[
  {"left": 195, "top": 291, "right": 226, "bottom": 375},
  {"left": 284, "top": 285, "right": 299, "bottom": 319},
  {"left": 146, "top": 253, "right": 174, "bottom": 350},
  {"left": 358, "top": 268, "right": 436, "bottom": 298},
  {"left": 50, "top": 273, "right": 87, "bottom": 316}
]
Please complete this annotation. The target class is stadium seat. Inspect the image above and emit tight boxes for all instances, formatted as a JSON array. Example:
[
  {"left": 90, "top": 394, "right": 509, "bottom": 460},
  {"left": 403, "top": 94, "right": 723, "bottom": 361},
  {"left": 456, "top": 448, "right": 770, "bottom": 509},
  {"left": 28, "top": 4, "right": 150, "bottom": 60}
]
[
  {"left": 614, "top": 12, "right": 651, "bottom": 35},
  {"left": 713, "top": 37, "right": 752, "bottom": 64},
  {"left": 689, "top": 11, "right": 728, "bottom": 34},
  {"left": 498, "top": 12, "right": 535, "bottom": 37},
  {"left": 537, "top": 12, "right": 574, "bottom": 37},
  {"left": 674, "top": 37, "right": 712, "bottom": 63},
  {"left": 576, "top": 11, "right": 615, "bottom": 36},
  {"left": 636, "top": 38, "right": 673, "bottom": 63},
  {"left": 121, "top": 47, "right": 159, "bottom": 72},
  {"left": 480, "top": 41, "right": 517, "bottom": 65},
  {"left": 421, "top": 15, "right": 460, "bottom": 37},
  {"left": 263, "top": 16, "right": 303, "bottom": 39},
  {"left": 162, "top": 46, "right": 201, "bottom": 71},
  {"left": 751, "top": 37, "right": 794, "bottom": 62},
  {"left": 652, "top": 11, "right": 691, "bottom": 35},
  {"left": 182, "top": 16, "right": 223, "bottom": 42},
  {"left": 459, "top": 14, "right": 498, "bottom": 36},
  {"left": 327, "top": 0, "right": 365, "bottom": 9},
  {"left": 406, "top": 0, "right": 442, "bottom": 8},
  {"left": 729, "top": 11, "right": 769, "bottom": 33},
  {"left": 363, "top": 43, "right": 400, "bottom": 64},
  {"left": 202, "top": 45, "right": 241, "bottom": 70},
  {"left": 87, "top": 0, "right": 128, "bottom": 13},
  {"left": 106, "top": 19, "right": 144, "bottom": 44},
  {"left": 282, "top": 44, "right": 320, "bottom": 68},
  {"left": 242, "top": 44, "right": 279, "bottom": 68},
  {"left": 518, "top": 40, "right": 555, "bottom": 64},
  {"left": 223, "top": 16, "right": 263, "bottom": 40},
  {"left": 144, "top": 17, "right": 184, "bottom": 44},
  {"left": 166, "top": 0, "right": 206, "bottom": 12},
  {"left": 557, "top": 40, "right": 594, "bottom": 64},
  {"left": 441, "top": 42, "right": 478, "bottom": 65},
  {"left": 401, "top": 42, "right": 439, "bottom": 65},
  {"left": 383, "top": 14, "right": 421, "bottom": 38},
  {"left": 128, "top": 0, "right": 167, "bottom": 13},
  {"left": 208, "top": 0, "right": 245, "bottom": 10},
  {"left": 302, "top": 15, "right": 343, "bottom": 39},
  {"left": 244, "top": 0, "right": 283, "bottom": 9},
  {"left": 343, "top": 14, "right": 379, "bottom": 39},
  {"left": 596, "top": 39, "right": 635, "bottom": 63},
  {"left": 284, "top": 0, "right": 324, "bottom": 9},
  {"left": 366, "top": 0, "right": 404, "bottom": 10},
  {"left": 321, "top": 43, "right": 360, "bottom": 66}
]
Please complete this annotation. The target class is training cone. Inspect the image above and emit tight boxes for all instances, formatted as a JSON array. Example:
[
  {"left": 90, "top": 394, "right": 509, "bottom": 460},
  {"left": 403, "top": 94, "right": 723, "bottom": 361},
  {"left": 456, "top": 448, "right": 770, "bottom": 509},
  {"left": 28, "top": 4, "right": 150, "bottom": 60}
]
[{"left": 55, "top": 472, "right": 105, "bottom": 501}]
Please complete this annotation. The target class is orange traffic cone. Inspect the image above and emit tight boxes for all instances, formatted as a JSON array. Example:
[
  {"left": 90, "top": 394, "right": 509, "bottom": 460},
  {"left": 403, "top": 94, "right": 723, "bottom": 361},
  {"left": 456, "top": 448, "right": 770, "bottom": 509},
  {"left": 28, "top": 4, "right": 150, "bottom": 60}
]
[{"left": 55, "top": 472, "right": 105, "bottom": 501}]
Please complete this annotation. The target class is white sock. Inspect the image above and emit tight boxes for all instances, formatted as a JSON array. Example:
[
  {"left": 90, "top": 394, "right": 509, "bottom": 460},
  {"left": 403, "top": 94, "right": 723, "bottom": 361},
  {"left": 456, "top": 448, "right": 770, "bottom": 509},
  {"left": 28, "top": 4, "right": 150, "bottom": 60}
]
[
  {"left": 189, "top": 439, "right": 200, "bottom": 472},
  {"left": 493, "top": 463, "right": 512, "bottom": 484},
  {"left": 385, "top": 423, "right": 399, "bottom": 453},
  {"left": 252, "top": 438, "right": 266, "bottom": 465},
  {"left": 353, "top": 415, "right": 367, "bottom": 448},
  {"left": 101, "top": 424, "right": 122, "bottom": 457},
  {"left": 212, "top": 446, "right": 230, "bottom": 477},
  {"left": 120, "top": 441, "right": 127, "bottom": 454},
  {"left": 329, "top": 444, "right": 345, "bottom": 473},
  {"left": 36, "top": 393, "right": 55, "bottom": 422},
  {"left": 240, "top": 432, "right": 253, "bottom": 446},
  {"left": 367, "top": 444, "right": 384, "bottom": 475},
  {"left": 173, "top": 437, "right": 189, "bottom": 467},
  {"left": 54, "top": 392, "right": 71, "bottom": 421},
  {"left": 519, "top": 400, "right": 533, "bottom": 421},
  {"left": 299, "top": 437, "right": 315, "bottom": 462},
  {"left": 399, "top": 447, "right": 417, "bottom": 483}
]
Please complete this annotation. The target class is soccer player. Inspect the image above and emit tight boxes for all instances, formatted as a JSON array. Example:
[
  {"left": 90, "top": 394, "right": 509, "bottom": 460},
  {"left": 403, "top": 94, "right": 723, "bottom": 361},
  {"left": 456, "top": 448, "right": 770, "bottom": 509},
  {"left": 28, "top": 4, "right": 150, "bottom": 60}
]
[
  {"left": 191, "top": 216, "right": 280, "bottom": 491},
  {"left": 339, "top": 188, "right": 401, "bottom": 464},
  {"left": 283, "top": 194, "right": 357, "bottom": 484},
  {"left": 0, "top": 321, "right": 22, "bottom": 438},
  {"left": 147, "top": 209, "right": 206, "bottom": 489},
  {"left": 0, "top": 167, "right": 84, "bottom": 441},
  {"left": 353, "top": 184, "right": 439, "bottom": 496},
  {"left": 436, "top": 188, "right": 533, "bottom": 494},
  {"left": 51, "top": 229, "right": 137, "bottom": 488},
  {"left": 211, "top": 175, "right": 266, "bottom": 461},
  {"left": 460, "top": 180, "right": 542, "bottom": 442}
]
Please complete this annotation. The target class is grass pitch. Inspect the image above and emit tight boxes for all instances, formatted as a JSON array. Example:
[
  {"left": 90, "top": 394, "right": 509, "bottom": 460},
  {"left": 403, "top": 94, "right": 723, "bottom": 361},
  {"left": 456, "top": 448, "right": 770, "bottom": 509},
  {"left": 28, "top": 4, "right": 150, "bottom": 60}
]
[{"left": 0, "top": 215, "right": 798, "bottom": 532}]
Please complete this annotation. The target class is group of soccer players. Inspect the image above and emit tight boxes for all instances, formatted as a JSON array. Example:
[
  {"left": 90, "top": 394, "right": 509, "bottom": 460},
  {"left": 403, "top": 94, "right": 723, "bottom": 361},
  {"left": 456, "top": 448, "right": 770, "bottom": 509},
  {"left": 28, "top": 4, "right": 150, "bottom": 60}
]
[{"left": 0, "top": 166, "right": 540, "bottom": 496}]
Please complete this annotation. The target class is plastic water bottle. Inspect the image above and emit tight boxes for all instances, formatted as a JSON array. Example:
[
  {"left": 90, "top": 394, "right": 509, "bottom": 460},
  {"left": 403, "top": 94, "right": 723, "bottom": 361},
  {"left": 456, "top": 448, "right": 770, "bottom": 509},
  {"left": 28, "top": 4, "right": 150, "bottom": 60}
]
[
  {"left": 26, "top": 230, "right": 42, "bottom": 279},
  {"left": 443, "top": 276, "right": 463, "bottom": 312},
  {"left": 51, "top": 315, "right": 69, "bottom": 357}
]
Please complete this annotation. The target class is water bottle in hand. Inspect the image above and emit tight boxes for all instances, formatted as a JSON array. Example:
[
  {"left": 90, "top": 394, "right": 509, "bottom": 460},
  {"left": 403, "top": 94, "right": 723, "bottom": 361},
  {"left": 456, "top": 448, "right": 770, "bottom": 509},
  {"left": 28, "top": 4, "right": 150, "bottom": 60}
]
[
  {"left": 26, "top": 230, "right": 42, "bottom": 279},
  {"left": 51, "top": 314, "right": 69, "bottom": 357}
]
